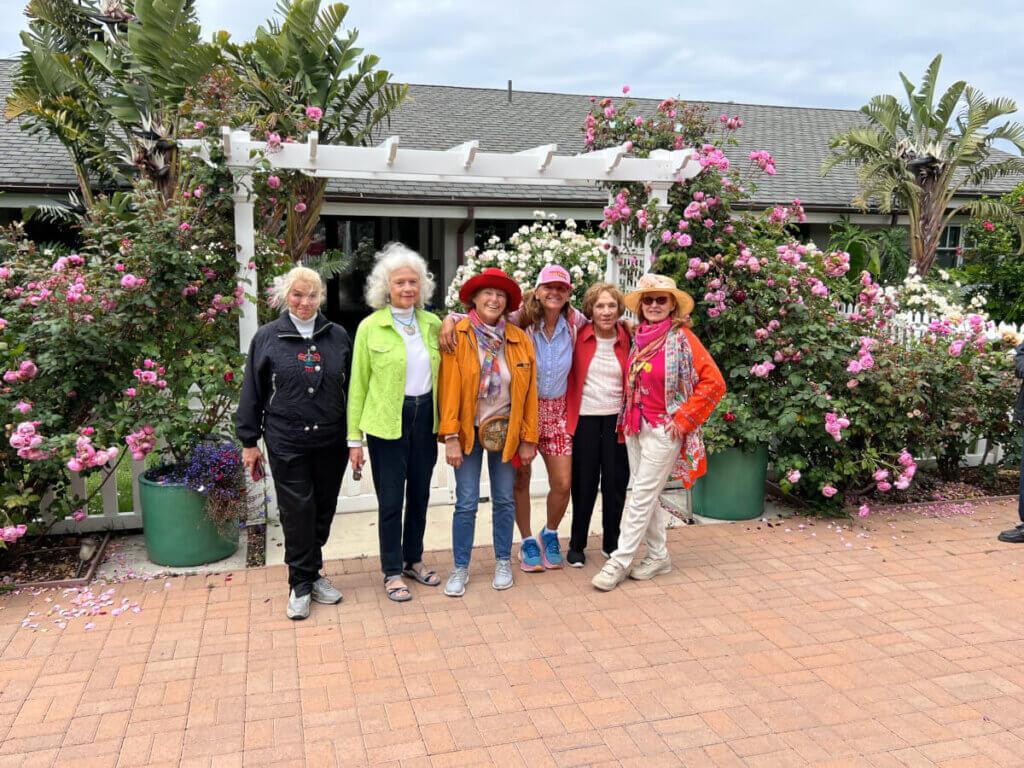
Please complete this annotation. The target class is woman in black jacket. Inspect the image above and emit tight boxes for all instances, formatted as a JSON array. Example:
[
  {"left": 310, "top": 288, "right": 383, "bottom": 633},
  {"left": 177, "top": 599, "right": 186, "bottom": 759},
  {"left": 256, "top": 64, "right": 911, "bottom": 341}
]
[{"left": 235, "top": 266, "right": 352, "bottom": 619}]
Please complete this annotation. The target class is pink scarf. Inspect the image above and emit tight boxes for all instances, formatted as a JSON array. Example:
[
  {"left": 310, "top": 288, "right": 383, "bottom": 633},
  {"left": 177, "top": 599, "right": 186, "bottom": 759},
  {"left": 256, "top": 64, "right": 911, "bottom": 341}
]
[{"left": 469, "top": 309, "right": 506, "bottom": 399}]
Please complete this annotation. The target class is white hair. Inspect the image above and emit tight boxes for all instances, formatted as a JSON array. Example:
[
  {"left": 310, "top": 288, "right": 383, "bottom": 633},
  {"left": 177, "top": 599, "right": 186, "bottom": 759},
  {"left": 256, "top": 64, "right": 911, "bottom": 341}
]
[
  {"left": 364, "top": 242, "right": 435, "bottom": 310},
  {"left": 269, "top": 266, "right": 324, "bottom": 309}
]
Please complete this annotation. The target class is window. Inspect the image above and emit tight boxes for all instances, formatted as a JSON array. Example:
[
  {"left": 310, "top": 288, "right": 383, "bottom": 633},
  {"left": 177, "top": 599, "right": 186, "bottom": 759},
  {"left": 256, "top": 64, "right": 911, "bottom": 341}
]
[{"left": 935, "top": 225, "right": 962, "bottom": 269}]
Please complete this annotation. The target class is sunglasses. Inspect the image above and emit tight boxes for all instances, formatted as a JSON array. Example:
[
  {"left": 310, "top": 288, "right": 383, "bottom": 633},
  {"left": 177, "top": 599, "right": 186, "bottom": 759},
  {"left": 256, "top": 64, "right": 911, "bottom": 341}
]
[{"left": 641, "top": 295, "right": 671, "bottom": 306}]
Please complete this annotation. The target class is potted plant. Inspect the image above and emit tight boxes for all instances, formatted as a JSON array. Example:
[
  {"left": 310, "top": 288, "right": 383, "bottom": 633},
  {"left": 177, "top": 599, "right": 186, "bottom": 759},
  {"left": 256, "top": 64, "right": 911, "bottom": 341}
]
[
  {"left": 139, "top": 437, "right": 248, "bottom": 566},
  {"left": 128, "top": 345, "right": 249, "bottom": 566},
  {"left": 694, "top": 393, "right": 773, "bottom": 521}
]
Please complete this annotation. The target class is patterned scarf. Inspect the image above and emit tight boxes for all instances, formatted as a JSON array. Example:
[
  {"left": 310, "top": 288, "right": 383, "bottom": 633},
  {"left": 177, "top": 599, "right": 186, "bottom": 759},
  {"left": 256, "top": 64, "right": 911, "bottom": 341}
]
[
  {"left": 625, "top": 318, "right": 672, "bottom": 421},
  {"left": 469, "top": 308, "right": 506, "bottom": 399}
]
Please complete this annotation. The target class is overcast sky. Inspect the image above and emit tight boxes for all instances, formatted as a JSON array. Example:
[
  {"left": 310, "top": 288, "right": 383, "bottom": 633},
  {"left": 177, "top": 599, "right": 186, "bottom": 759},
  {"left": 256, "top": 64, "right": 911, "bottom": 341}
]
[{"left": 3, "top": 0, "right": 1023, "bottom": 114}]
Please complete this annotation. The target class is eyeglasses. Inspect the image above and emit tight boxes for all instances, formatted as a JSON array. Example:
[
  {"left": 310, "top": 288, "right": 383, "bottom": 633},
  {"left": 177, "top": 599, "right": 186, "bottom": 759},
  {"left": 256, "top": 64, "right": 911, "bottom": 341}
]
[{"left": 641, "top": 295, "right": 670, "bottom": 306}]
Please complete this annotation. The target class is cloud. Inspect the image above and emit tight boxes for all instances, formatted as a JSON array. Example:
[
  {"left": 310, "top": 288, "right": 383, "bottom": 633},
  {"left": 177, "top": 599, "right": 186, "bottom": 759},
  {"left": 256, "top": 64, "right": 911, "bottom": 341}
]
[{"left": 2, "top": 0, "right": 1022, "bottom": 117}]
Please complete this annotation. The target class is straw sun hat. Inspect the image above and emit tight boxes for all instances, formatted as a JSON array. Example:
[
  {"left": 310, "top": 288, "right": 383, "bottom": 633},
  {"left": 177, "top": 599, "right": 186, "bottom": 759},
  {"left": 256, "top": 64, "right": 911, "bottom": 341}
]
[{"left": 623, "top": 273, "right": 695, "bottom": 318}]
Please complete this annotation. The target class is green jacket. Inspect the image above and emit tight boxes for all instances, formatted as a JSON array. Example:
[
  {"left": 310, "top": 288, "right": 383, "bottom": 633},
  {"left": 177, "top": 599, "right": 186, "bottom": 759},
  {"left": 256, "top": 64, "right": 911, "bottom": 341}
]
[{"left": 347, "top": 307, "right": 441, "bottom": 441}]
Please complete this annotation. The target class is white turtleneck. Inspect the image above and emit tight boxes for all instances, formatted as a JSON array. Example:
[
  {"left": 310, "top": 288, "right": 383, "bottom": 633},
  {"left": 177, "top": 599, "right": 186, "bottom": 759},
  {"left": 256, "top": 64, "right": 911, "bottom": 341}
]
[
  {"left": 391, "top": 305, "right": 432, "bottom": 396},
  {"left": 288, "top": 312, "right": 316, "bottom": 339}
]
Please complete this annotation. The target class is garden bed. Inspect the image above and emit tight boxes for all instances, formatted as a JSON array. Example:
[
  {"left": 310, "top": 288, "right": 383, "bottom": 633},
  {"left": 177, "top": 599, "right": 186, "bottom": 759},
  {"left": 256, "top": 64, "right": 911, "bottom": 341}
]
[
  {"left": 0, "top": 532, "right": 111, "bottom": 589},
  {"left": 880, "top": 466, "right": 1019, "bottom": 505},
  {"left": 245, "top": 523, "right": 265, "bottom": 568}
]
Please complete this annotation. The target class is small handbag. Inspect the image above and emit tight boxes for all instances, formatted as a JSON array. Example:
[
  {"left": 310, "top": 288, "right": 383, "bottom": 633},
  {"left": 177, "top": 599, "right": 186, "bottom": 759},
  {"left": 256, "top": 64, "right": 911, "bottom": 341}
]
[{"left": 478, "top": 415, "right": 510, "bottom": 453}]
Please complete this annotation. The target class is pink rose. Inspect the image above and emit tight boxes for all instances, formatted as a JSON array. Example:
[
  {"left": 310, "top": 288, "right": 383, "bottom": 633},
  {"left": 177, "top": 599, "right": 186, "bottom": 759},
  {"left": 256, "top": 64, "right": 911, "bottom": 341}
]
[
  {"left": 821, "top": 485, "right": 837, "bottom": 498},
  {"left": 267, "top": 175, "right": 281, "bottom": 189},
  {"left": 786, "top": 470, "right": 801, "bottom": 483},
  {"left": 73, "top": 509, "right": 87, "bottom": 522},
  {"left": 294, "top": 202, "right": 307, "bottom": 213},
  {"left": 858, "top": 505, "right": 870, "bottom": 518},
  {"left": 305, "top": 106, "right": 323, "bottom": 122}
]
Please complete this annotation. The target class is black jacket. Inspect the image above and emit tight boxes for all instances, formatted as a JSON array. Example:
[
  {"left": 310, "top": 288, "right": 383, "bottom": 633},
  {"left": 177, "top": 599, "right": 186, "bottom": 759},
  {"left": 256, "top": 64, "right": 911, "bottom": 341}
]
[
  {"left": 1015, "top": 341, "right": 1024, "bottom": 423},
  {"left": 235, "top": 312, "right": 352, "bottom": 450}
]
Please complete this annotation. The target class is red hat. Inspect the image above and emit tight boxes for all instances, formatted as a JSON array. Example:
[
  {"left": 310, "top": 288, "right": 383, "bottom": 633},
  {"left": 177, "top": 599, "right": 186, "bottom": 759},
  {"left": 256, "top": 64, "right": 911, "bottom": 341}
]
[{"left": 458, "top": 267, "right": 522, "bottom": 311}]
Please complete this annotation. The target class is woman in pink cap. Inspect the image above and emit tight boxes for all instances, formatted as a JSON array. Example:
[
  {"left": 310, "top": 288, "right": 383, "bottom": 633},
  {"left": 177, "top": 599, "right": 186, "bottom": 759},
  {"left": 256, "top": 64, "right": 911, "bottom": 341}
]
[{"left": 442, "top": 263, "right": 588, "bottom": 572}]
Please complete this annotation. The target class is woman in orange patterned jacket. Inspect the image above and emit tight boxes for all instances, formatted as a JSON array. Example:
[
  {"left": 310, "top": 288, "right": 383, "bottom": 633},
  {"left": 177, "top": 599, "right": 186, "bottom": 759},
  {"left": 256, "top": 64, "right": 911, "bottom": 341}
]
[{"left": 592, "top": 274, "right": 726, "bottom": 591}]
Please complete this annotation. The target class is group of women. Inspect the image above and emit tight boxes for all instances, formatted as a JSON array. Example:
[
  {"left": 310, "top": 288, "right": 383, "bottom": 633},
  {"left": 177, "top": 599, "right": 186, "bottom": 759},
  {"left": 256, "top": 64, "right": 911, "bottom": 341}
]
[{"left": 235, "top": 243, "right": 726, "bottom": 620}]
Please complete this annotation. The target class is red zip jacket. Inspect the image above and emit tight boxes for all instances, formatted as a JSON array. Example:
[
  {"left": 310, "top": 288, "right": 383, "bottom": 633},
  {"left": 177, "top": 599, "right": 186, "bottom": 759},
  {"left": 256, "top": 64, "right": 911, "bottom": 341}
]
[{"left": 565, "top": 321, "right": 631, "bottom": 435}]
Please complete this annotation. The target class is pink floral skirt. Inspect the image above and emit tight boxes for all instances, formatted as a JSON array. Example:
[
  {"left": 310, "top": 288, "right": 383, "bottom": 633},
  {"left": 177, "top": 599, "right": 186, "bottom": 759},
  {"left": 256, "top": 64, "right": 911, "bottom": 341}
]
[{"left": 537, "top": 395, "right": 572, "bottom": 457}]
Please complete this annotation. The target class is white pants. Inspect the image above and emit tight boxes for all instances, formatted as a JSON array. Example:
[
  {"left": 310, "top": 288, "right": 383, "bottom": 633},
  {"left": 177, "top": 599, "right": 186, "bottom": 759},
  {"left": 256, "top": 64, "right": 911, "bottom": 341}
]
[{"left": 611, "top": 420, "right": 682, "bottom": 569}]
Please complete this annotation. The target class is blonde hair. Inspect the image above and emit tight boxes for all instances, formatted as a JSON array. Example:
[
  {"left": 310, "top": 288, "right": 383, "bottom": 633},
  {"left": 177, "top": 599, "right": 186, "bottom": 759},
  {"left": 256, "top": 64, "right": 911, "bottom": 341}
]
[
  {"left": 581, "top": 282, "right": 625, "bottom": 319},
  {"left": 270, "top": 266, "right": 324, "bottom": 309},
  {"left": 364, "top": 242, "right": 436, "bottom": 309}
]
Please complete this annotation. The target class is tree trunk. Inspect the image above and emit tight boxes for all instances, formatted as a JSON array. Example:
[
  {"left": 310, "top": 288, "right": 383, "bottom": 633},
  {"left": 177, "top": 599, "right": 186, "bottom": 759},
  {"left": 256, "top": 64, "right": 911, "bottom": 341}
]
[
  {"left": 285, "top": 177, "right": 328, "bottom": 262},
  {"left": 911, "top": 178, "right": 944, "bottom": 276}
]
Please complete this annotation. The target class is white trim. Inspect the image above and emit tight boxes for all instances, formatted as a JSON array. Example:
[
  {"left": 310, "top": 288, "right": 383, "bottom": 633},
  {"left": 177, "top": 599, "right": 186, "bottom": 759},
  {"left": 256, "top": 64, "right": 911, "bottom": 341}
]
[
  {"left": 182, "top": 131, "right": 702, "bottom": 187},
  {"left": 0, "top": 193, "right": 72, "bottom": 208},
  {"left": 321, "top": 203, "right": 607, "bottom": 221}
]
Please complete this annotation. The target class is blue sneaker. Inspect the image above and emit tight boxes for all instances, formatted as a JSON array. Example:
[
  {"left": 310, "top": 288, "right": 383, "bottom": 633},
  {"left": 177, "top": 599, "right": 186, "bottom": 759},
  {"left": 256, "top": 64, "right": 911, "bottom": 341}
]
[
  {"left": 519, "top": 536, "right": 543, "bottom": 572},
  {"left": 539, "top": 526, "right": 563, "bottom": 569}
]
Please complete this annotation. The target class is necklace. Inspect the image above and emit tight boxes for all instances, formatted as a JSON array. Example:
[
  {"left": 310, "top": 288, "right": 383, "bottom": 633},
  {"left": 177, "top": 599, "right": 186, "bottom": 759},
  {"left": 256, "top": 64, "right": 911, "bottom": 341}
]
[{"left": 393, "top": 312, "right": 417, "bottom": 336}]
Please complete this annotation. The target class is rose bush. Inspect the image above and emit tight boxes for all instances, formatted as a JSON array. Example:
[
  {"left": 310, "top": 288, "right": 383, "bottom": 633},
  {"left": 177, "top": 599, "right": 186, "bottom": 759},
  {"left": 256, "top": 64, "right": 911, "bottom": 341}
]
[
  {"left": 584, "top": 89, "right": 1021, "bottom": 514},
  {"left": 0, "top": 178, "right": 248, "bottom": 542},
  {"left": 445, "top": 214, "right": 610, "bottom": 310}
]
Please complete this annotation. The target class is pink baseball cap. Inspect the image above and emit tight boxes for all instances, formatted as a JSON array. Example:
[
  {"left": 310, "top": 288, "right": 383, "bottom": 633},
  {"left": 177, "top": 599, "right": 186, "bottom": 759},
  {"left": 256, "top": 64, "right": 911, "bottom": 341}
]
[{"left": 535, "top": 264, "right": 572, "bottom": 288}]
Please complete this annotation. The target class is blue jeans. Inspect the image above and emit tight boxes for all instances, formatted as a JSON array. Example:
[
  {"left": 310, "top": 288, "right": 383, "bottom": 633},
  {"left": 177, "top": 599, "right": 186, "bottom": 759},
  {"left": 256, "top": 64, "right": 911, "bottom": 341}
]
[{"left": 452, "top": 431, "right": 515, "bottom": 568}]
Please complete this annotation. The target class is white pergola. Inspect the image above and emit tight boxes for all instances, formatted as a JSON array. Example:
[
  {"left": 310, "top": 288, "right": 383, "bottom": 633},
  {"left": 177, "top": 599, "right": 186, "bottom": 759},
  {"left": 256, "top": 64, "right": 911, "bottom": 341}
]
[{"left": 183, "top": 127, "right": 704, "bottom": 351}]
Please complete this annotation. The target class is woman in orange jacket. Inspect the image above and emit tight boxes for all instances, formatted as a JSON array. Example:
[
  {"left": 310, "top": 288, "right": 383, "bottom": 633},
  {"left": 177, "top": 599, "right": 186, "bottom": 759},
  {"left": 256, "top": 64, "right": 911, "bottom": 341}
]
[{"left": 438, "top": 268, "right": 538, "bottom": 596}]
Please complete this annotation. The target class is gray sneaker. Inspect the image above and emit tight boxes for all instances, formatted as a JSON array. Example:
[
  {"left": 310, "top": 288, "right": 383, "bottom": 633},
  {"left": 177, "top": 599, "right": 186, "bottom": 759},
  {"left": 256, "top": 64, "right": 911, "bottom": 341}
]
[
  {"left": 311, "top": 576, "right": 343, "bottom": 605},
  {"left": 493, "top": 558, "right": 514, "bottom": 590},
  {"left": 444, "top": 567, "right": 469, "bottom": 597},
  {"left": 286, "top": 589, "right": 311, "bottom": 620}
]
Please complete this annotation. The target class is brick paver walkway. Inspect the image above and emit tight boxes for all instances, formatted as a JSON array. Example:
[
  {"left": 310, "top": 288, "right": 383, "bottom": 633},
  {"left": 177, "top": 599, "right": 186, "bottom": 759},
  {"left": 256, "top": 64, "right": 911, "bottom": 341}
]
[{"left": 2, "top": 498, "right": 1024, "bottom": 767}]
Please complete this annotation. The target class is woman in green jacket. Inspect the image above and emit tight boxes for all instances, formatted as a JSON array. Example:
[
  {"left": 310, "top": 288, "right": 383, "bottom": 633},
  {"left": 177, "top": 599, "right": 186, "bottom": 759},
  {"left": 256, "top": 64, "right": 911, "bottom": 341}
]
[{"left": 348, "top": 243, "right": 442, "bottom": 601}]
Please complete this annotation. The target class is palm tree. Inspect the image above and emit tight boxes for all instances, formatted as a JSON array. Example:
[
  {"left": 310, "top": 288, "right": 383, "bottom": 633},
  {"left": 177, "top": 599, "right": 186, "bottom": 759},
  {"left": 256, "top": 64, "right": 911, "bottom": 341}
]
[
  {"left": 7, "top": 0, "right": 220, "bottom": 208},
  {"left": 224, "top": 0, "right": 407, "bottom": 262},
  {"left": 822, "top": 54, "right": 1024, "bottom": 275}
]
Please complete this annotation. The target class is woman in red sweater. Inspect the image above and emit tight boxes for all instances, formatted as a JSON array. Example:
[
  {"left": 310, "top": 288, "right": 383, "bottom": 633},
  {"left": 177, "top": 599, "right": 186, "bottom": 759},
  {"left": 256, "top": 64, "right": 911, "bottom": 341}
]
[
  {"left": 564, "top": 283, "right": 631, "bottom": 567},
  {"left": 592, "top": 274, "right": 725, "bottom": 591}
]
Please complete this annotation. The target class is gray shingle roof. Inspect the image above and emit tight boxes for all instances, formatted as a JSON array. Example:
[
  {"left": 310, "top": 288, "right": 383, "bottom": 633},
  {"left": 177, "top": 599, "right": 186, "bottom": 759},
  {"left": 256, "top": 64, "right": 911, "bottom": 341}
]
[
  {"left": 1, "top": 59, "right": 1019, "bottom": 209},
  {"left": 0, "top": 60, "right": 83, "bottom": 190}
]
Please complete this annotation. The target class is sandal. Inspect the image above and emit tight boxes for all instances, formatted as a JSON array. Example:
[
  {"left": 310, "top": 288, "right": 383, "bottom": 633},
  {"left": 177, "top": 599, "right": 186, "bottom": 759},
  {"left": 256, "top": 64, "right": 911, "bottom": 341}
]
[
  {"left": 402, "top": 562, "right": 441, "bottom": 587},
  {"left": 384, "top": 575, "right": 412, "bottom": 602}
]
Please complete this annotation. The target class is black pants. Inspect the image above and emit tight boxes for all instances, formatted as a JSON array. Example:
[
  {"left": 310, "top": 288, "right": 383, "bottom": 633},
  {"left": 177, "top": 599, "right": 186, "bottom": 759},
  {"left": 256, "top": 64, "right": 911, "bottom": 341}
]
[
  {"left": 267, "top": 440, "right": 345, "bottom": 596},
  {"left": 367, "top": 393, "right": 438, "bottom": 576},
  {"left": 1018, "top": 429, "right": 1024, "bottom": 524},
  {"left": 570, "top": 414, "right": 629, "bottom": 554}
]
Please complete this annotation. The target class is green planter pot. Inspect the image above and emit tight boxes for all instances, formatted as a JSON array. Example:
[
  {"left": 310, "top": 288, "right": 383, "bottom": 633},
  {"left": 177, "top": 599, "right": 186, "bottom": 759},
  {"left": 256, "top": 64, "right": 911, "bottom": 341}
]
[
  {"left": 692, "top": 443, "right": 769, "bottom": 521},
  {"left": 138, "top": 475, "right": 239, "bottom": 567}
]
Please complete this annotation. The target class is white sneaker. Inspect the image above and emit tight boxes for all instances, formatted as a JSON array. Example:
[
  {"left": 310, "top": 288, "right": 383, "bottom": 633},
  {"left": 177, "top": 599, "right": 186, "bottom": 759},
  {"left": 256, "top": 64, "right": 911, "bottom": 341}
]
[
  {"left": 445, "top": 567, "right": 469, "bottom": 597},
  {"left": 629, "top": 555, "right": 671, "bottom": 581},
  {"left": 591, "top": 560, "right": 628, "bottom": 591},
  {"left": 286, "top": 589, "right": 311, "bottom": 620},
  {"left": 493, "top": 559, "right": 514, "bottom": 590}
]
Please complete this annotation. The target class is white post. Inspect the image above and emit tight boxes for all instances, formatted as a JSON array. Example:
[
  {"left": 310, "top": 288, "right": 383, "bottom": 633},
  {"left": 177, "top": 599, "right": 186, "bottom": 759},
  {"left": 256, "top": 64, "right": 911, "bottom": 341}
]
[
  {"left": 232, "top": 170, "right": 259, "bottom": 353},
  {"left": 604, "top": 191, "right": 618, "bottom": 283}
]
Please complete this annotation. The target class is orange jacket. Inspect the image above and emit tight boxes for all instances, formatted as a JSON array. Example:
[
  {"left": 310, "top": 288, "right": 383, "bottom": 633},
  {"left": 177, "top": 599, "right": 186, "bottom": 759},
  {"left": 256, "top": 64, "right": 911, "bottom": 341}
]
[{"left": 438, "top": 318, "right": 539, "bottom": 462}]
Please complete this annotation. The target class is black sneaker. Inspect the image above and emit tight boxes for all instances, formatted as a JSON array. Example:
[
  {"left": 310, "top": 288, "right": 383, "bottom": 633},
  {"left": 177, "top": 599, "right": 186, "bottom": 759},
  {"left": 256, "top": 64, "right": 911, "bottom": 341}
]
[
  {"left": 566, "top": 549, "right": 585, "bottom": 568},
  {"left": 998, "top": 525, "right": 1024, "bottom": 543}
]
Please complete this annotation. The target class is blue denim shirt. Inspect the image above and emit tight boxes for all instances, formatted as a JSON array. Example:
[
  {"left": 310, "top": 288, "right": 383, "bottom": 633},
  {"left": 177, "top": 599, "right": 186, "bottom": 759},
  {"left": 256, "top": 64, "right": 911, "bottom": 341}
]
[{"left": 533, "top": 314, "right": 573, "bottom": 399}]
